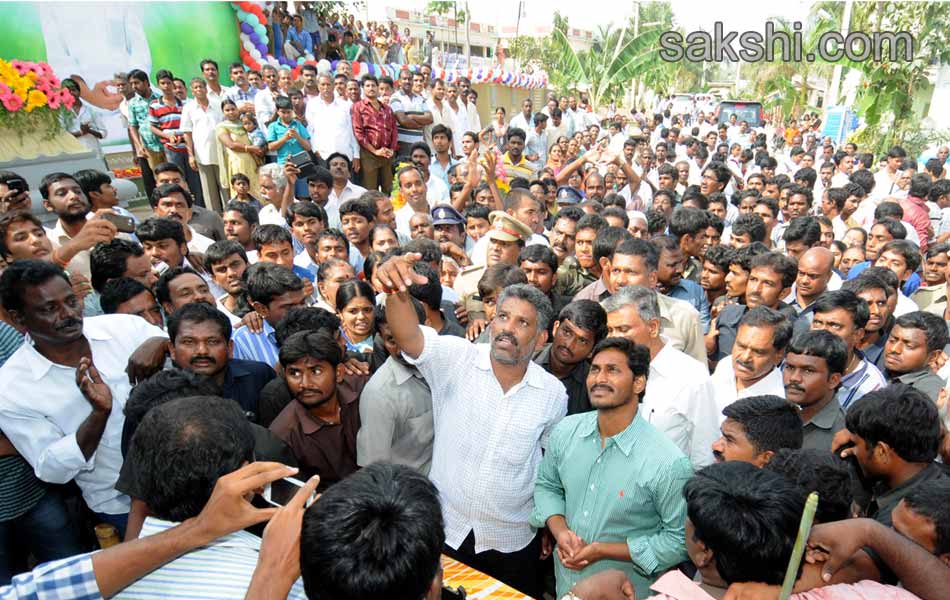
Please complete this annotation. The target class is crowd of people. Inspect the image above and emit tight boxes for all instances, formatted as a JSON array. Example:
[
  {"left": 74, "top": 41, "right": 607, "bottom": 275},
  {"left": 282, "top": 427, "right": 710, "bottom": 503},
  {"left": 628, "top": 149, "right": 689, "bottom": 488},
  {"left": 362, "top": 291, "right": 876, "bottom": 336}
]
[
  {"left": 0, "top": 20, "right": 950, "bottom": 600},
  {"left": 267, "top": 4, "right": 439, "bottom": 66}
]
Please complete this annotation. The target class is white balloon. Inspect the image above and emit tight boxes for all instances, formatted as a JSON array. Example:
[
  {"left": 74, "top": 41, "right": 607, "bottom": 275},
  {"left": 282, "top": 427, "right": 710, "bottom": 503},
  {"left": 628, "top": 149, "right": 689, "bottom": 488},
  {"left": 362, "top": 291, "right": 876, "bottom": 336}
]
[
  {"left": 243, "top": 39, "right": 254, "bottom": 52},
  {"left": 251, "top": 49, "right": 262, "bottom": 60},
  {"left": 317, "top": 59, "right": 331, "bottom": 75}
]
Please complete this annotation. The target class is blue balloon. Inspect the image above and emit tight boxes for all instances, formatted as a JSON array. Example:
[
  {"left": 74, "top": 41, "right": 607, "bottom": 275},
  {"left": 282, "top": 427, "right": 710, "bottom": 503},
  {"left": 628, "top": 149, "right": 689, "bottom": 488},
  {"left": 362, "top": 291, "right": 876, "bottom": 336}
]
[
  {"left": 254, "top": 23, "right": 266, "bottom": 35},
  {"left": 256, "top": 43, "right": 268, "bottom": 54},
  {"left": 240, "top": 22, "right": 252, "bottom": 34},
  {"left": 243, "top": 13, "right": 256, "bottom": 25},
  {"left": 297, "top": 57, "right": 305, "bottom": 65},
  {"left": 249, "top": 32, "right": 259, "bottom": 43}
]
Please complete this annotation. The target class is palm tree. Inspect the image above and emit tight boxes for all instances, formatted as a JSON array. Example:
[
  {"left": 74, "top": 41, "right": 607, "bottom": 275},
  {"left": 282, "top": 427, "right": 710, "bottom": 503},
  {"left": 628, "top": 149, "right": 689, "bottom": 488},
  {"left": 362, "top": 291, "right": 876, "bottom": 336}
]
[{"left": 549, "top": 21, "right": 664, "bottom": 111}]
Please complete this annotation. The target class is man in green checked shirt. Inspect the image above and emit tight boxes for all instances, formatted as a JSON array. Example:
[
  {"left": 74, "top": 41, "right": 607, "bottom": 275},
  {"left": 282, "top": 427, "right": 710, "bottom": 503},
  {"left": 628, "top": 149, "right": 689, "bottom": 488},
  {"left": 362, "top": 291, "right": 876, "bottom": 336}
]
[
  {"left": 532, "top": 337, "right": 691, "bottom": 599},
  {"left": 127, "top": 70, "right": 166, "bottom": 180}
]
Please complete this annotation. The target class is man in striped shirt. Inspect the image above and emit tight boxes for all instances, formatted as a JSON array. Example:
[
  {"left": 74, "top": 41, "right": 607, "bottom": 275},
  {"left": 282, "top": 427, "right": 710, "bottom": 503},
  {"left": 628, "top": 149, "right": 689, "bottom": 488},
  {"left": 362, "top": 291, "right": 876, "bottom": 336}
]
[
  {"left": 149, "top": 70, "right": 202, "bottom": 206},
  {"left": 810, "top": 290, "right": 885, "bottom": 410},
  {"left": 389, "top": 69, "right": 432, "bottom": 159},
  {"left": 113, "top": 397, "right": 308, "bottom": 600},
  {"left": 232, "top": 262, "right": 308, "bottom": 369}
]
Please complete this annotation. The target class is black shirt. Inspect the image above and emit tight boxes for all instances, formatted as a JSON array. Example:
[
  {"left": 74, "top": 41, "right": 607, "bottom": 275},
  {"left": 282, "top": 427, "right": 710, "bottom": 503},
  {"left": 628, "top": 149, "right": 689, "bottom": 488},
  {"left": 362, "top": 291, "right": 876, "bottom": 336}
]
[
  {"left": 868, "top": 462, "right": 949, "bottom": 526},
  {"left": 221, "top": 359, "right": 277, "bottom": 424},
  {"left": 533, "top": 344, "right": 593, "bottom": 415}
]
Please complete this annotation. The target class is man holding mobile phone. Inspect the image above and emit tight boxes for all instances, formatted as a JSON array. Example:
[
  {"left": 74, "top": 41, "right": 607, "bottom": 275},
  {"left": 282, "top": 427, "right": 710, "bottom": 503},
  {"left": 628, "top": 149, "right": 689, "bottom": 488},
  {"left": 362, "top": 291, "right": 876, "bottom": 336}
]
[
  {"left": 0, "top": 171, "right": 32, "bottom": 214},
  {"left": 39, "top": 172, "right": 119, "bottom": 281}
]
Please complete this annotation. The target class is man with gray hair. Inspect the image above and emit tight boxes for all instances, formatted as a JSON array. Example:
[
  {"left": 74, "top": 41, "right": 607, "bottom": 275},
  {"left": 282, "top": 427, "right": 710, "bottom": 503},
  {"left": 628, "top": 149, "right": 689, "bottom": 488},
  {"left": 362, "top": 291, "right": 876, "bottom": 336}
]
[
  {"left": 372, "top": 252, "right": 568, "bottom": 598},
  {"left": 258, "top": 162, "right": 292, "bottom": 227},
  {"left": 602, "top": 286, "right": 718, "bottom": 467}
]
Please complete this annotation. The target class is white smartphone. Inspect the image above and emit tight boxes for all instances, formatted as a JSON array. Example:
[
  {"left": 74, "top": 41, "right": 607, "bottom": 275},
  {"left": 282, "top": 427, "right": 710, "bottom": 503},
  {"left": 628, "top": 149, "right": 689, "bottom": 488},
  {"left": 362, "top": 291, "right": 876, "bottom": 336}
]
[
  {"left": 152, "top": 261, "right": 169, "bottom": 276},
  {"left": 262, "top": 476, "right": 315, "bottom": 507}
]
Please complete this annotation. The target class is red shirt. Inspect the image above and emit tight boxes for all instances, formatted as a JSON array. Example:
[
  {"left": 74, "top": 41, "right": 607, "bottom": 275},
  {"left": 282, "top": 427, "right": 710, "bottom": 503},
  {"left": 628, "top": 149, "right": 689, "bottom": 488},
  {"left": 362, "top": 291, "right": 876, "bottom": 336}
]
[
  {"left": 351, "top": 99, "right": 398, "bottom": 153},
  {"left": 899, "top": 194, "right": 932, "bottom": 252}
]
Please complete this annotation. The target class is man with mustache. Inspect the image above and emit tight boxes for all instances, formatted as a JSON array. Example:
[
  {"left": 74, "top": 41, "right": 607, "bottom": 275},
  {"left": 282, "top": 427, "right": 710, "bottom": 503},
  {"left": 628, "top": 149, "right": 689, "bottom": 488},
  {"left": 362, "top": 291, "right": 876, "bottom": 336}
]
[
  {"left": 603, "top": 286, "right": 718, "bottom": 468},
  {"left": 269, "top": 329, "right": 365, "bottom": 490},
  {"left": 374, "top": 252, "right": 567, "bottom": 599},
  {"left": 782, "top": 330, "right": 847, "bottom": 451},
  {"left": 532, "top": 300, "right": 608, "bottom": 415},
  {"left": 0, "top": 260, "right": 167, "bottom": 538},
  {"left": 708, "top": 252, "right": 798, "bottom": 362},
  {"left": 149, "top": 183, "right": 215, "bottom": 255},
  {"left": 531, "top": 337, "right": 691, "bottom": 599},
  {"left": 167, "top": 303, "right": 274, "bottom": 424},
  {"left": 40, "top": 172, "right": 119, "bottom": 281},
  {"left": 711, "top": 306, "right": 791, "bottom": 420}
]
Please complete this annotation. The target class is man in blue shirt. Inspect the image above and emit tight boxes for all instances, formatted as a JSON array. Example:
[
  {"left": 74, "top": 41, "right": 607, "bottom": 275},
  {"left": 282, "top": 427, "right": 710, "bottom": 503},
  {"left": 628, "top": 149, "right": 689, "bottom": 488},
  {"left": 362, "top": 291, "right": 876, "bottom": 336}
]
[
  {"left": 283, "top": 14, "right": 313, "bottom": 60},
  {"left": 233, "top": 262, "right": 308, "bottom": 369},
  {"left": 654, "top": 235, "right": 710, "bottom": 331},
  {"left": 167, "top": 303, "right": 275, "bottom": 423},
  {"left": 267, "top": 97, "right": 312, "bottom": 198}
]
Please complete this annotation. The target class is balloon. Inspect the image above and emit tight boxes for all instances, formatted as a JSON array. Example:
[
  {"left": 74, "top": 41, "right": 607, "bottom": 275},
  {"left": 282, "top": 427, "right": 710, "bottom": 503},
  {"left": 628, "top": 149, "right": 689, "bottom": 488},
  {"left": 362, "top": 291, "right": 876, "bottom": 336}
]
[
  {"left": 255, "top": 23, "right": 266, "bottom": 35},
  {"left": 243, "top": 39, "right": 254, "bottom": 52},
  {"left": 351, "top": 62, "right": 361, "bottom": 76},
  {"left": 317, "top": 59, "right": 331, "bottom": 74},
  {"left": 256, "top": 42, "right": 268, "bottom": 54},
  {"left": 297, "top": 57, "right": 305, "bottom": 65},
  {"left": 249, "top": 32, "right": 259, "bottom": 44},
  {"left": 240, "top": 22, "right": 252, "bottom": 34},
  {"left": 251, "top": 49, "right": 262, "bottom": 61}
]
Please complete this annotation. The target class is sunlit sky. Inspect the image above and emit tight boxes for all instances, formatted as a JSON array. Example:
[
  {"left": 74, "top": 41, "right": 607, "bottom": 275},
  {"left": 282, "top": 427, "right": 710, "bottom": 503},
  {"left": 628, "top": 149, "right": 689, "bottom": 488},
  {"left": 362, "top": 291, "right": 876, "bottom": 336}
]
[{"left": 355, "top": 0, "right": 815, "bottom": 36}]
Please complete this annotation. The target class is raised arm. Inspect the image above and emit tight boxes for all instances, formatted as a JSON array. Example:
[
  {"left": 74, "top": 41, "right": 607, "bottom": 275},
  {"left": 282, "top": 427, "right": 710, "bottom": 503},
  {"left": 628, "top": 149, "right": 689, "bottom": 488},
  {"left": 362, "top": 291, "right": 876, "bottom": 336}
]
[{"left": 373, "top": 253, "right": 429, "bottom": 359}]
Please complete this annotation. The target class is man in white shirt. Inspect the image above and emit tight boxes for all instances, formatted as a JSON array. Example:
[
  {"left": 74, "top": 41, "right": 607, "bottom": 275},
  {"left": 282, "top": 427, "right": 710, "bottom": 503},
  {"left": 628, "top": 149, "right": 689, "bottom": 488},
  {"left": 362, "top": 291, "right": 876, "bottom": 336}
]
[
  {"left": 445, "top": 83, "right": 468, "bottom": 157},
  {"left": 149, "top": 183, "right": 214, "bottom": 254},
  {"left": 325, "top": 153, "right": 366, "bottom": 227},
  {"left": 394, "top": 165, "right": 434, "bottom": 239},
  {"left": 602, "top": 286, "right": 718, "bottom": 468},
  {"left": 466, "top": 89, "right": 481, "bottom": 133},
  {"left": 374, "top": 261, "right": 567, "bottom": 599},
  {"left": 524, "top": 113, "right": 549, "bottom": 171},
  {"left": 830, "top": 150, "right": 854, "bottom": 188},
  {"left": 180, "top": 78, "right": 224, "bottom": 213},
  {"left": 710, "top": 306, "right": 791, "bottom": 421},
  {"left": 509, "top": 98, "right": 535, "bottom": 133},
  {"left": 254, "top": 65, "right": 279, "bottom": 131},
  {"left": 304, "top": 73, "right": 359, "bottom": 170},
  {"left": 406, "top": 143, "right": 450, "bottom": 208},
  {"left": 0, "top": 261, "right": 167, "bottom": 534},
  {"left": 425, "top": 79, "right": 456, "bottom": 151},
  {"left": 258, "top": 163, "right": 293, "bottom": 227},
  {"left": 873, "top": 148, "right": 906, "bottom": 199}
]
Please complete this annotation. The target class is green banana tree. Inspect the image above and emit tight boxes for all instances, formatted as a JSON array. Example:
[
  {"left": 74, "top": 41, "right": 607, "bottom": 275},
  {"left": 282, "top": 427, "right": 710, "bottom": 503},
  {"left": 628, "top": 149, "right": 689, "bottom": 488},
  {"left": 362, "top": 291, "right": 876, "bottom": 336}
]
[{"left": 548, "top": 22, "right": 664, "bottom": 111}]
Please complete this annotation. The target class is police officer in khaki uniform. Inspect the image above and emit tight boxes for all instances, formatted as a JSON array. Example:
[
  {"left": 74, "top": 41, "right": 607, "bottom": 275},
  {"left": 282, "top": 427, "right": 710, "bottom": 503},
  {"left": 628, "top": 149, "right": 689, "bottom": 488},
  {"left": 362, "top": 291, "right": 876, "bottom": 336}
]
[{"left": 454, "top": 210, "right": 532, "bottom": 320}]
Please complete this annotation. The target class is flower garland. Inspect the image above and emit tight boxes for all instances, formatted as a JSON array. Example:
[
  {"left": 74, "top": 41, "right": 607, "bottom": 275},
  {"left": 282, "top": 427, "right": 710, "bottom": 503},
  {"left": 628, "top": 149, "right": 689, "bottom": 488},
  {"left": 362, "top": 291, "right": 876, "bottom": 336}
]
[{"left": 0, "top": 58, "right": 75, "bottom": 139}]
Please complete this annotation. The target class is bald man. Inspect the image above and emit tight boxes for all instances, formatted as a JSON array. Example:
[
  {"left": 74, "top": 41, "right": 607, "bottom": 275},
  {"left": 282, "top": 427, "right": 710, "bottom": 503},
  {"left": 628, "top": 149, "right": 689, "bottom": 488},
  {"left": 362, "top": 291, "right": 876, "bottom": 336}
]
[{"left": 788, "top": 246, "right": 836, "bottom": 335}]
